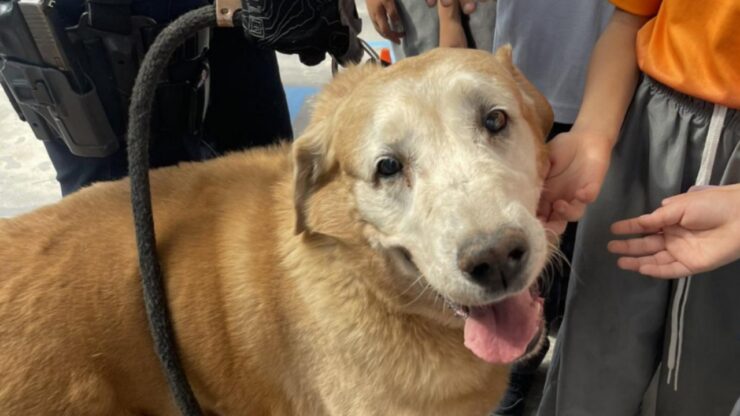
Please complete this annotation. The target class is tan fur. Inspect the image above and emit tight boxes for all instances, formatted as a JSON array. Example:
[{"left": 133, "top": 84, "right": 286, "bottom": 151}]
[
  {"left": 0, "top": 48, "right": 551, "bottom": 415},
  {"left": 494, "top": 45, "right": 553, "bottom": 179}
]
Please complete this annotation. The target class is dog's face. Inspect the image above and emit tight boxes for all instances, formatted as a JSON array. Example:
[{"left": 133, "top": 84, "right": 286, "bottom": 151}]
[{"left": 294, "top": 47, "right": 552, "bottom": 329}]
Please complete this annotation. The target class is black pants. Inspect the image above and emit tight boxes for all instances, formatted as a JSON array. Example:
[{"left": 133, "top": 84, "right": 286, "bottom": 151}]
[{"left": 543, "top": 122, "right": 576, "bottom": 330}]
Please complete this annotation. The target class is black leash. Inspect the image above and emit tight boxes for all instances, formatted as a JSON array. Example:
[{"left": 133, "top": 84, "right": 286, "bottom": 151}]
[
  {"left": 127, "top": 6, "right": 217, "bottom": 416},
  {"left": 127, "top": 2, "right": 363, "bottom": 414}
]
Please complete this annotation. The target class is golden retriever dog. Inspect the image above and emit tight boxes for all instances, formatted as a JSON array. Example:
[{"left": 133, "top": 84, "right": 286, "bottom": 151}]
[{"left": 0, "top": 46, "right": 553, "bottom": 415}]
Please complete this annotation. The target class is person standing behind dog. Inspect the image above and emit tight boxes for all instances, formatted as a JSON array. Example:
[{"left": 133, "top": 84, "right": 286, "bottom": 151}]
[
  {"left": 366, "top": 0, "right": 497, "bottom": 57},
  {"left": 38, "top": 0, "right": 293, "bottom": 196},
  {"left": 537, "top": 1, "right": 740, "bottom": 415}
]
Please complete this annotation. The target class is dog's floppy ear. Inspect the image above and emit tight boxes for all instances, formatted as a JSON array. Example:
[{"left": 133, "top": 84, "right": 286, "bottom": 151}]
[
  {"left": 293, "top": 63, "right": 383, "bottom": 234},
  {"left": 494, "top": 45, "right": 554, "bottom": 138},
  {"left": 292, "top": 124, "right": 334, "bottom": 235}
]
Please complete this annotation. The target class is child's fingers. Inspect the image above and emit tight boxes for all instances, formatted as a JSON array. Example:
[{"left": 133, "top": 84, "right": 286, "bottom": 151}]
[
  {"left": 536, "top": 198, "right": 552, "bottom": 223},
  {"left": 537, "top": 203, "right": 567, "bottom": 235},
  {"left": 638, "top": 262, "right": 692, "bottom": 279},
  {"left": 544, "top": 219, "right": 567, "bottom": 236},
  {"left": 617, "top": 252, "right": 690, "bottom": 278},
  {"left": 660, "top": 191, "right": 691, "bottom": 206},
  {"left": 660, "top": 186, "right": 715, "bottom": 207},
  {"left": 459, "top": 0, "right": 477, "bottom": 14},
  {"left": 574, "top": 182, "right": 601, "bottom": 204},
  {"left": 369, "top": 8, "right": 389, "bottom": 35},
  {"left": 616, "top": 250, "right": 676, "bottom": 272},
  {"left": 610, "top": 216, "right": 642, "bottom": 235},
  {"left": 611, "top": 214, "right": 665, "bottom": 235},
  {"left": 553, "top": 199, "right": 587, "bottom": 222},
  {"left": 426, "top": 0, "right": 436, "bottom": 6},
  {"left": 686, "top": 185, "right": 716, "bottom": 193},
  {"left": 438, "top": 0, "right": 476, "bottom": 13},
  {"left": 611, "top": 204, "right": 683, "bottom": 235},
  {"left": 383, "top": 1, "right": 404, "bottom": 34},
  {"left": 607, "top": 234, "right": 664, "bottom": 256},
  {"left": 370, "top": 5, "right": 400, "bottom": 43},
  {"left": 616, "top": 256, "right": 640, "bottom": 272}
]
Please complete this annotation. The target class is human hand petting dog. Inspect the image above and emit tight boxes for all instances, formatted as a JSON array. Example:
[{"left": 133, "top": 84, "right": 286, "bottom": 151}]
[
  {"left": 536, "top": 129, "right": 613, "bottom": 235},
  {"left": 608, "top": 184, "right": 740, "bottom": 279},
  {"left": 536, "top": 9, "right": 648, "bottom": 236},
  {"left": 367, "top": 0, "right": 404, "bottom": 44}
]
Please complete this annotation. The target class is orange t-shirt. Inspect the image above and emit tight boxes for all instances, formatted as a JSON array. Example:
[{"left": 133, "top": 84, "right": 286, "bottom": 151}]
[{"left": 611, "top": 0, "right": 740, "bottom": 109}]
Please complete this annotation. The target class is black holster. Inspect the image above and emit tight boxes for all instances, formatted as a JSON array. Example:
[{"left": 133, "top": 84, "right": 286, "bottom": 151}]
[{"left": 0, "top": 0, "right": 209, "bottom": 158}]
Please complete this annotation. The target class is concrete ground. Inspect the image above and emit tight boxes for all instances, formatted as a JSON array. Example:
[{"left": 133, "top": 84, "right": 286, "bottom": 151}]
[
  {"left": 0, "top": 95, "right": 59, "bottom": 217},
  {"left": 0, "top": 2, "right": 551, "bottom": 415}
]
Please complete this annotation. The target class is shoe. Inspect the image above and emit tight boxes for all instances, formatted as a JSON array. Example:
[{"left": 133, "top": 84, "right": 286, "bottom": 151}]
[{"left": 492, "top": 337, "right": 550, "bottom": 416}]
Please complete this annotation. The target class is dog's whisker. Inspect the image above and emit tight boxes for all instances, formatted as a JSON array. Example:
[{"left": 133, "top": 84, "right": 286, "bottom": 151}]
[
  {"left": 398, "top": 276, "right": 432, "bottom": 309},
  {"left": 534, "top": 231, "right": 571, "bottom": 297},
  {"left": 431, "top": 287, "right": 452, "bottom": 316},
  {"left": 391, "top": 272, "right": 427, "bottom": 302},
  {"left": 547, "top": 246, "right": 570, "bottom": 274},
  {"left": 439, "top": 294, "right": 451, "bottom": 315}
]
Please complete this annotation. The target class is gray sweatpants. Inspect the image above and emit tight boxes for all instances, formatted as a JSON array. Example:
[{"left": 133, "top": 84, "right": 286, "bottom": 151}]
[
  {"left": 538, "top": 76, "right": 740, "bottom": 416},
  {"left": 390, "top": 0, "right": 496, "bottom": 59}
]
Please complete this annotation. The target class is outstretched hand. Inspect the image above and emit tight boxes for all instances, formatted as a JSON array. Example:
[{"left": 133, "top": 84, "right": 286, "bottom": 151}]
[{"left": 608, "top": 185, "right": 740, "bottom": 279}]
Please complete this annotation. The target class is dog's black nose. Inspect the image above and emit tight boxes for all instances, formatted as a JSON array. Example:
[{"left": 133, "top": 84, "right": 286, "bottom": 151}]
[{"left": 458, "top": 228, "right": 529, "bottom": 292}]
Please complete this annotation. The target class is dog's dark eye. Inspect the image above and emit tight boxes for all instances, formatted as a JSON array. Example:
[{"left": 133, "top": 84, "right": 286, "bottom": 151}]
[
  {"left": 377, "top": 157, "right": 403, "bottom": 177},
  {"left": 484, "top": 109, "right": 508, "bottom": 133}
]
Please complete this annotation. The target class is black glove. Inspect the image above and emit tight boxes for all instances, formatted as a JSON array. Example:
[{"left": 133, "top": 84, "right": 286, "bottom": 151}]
[{"left": 239, "top": 0, "right": 363, "bottom": 66}]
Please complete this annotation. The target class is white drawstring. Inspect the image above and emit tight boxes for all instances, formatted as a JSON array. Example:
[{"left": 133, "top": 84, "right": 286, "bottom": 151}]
[
  {"left": 674, "top": 277, "right": 690, "bottom": 390},
  {"left": 696, "top": 105, "right": 727, "bottom": 185},
  {"left": 665, "top": 104, "right": 727, "bottom": 391},
  {"left": 665, "top": 277, "right": 685, "bottom": 387}
]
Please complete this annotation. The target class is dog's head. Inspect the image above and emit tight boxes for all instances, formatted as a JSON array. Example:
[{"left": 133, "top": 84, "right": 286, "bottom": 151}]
[{"left": 292, "top": 47, "right": 553, "bottom": 363}]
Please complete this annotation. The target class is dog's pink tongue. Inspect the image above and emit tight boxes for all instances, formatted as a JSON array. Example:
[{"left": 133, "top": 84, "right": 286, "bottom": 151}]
[{"left": 463, "top": 291, "right": 543, "bottom": 364}]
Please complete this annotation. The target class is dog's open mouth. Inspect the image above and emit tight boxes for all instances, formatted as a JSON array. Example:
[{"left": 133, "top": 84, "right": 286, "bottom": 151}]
[
  {"left": 446, "top": 287, "right": 543, "bottom": 364},
  {"left": 395, "top": 246, "right": 543, "bottom": 364}
]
